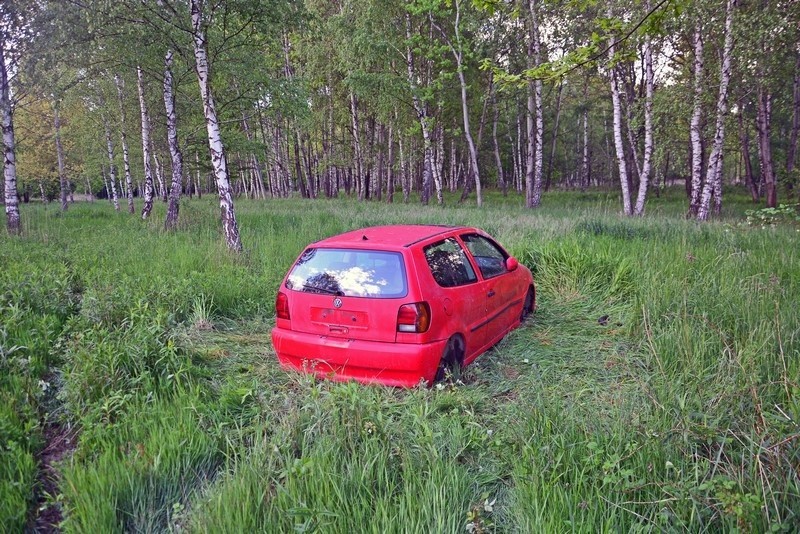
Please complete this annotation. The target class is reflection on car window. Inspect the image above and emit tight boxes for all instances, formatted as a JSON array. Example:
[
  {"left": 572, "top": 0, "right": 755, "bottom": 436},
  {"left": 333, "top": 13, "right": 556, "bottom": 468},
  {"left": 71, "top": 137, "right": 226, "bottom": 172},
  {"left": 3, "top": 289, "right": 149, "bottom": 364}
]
[
  {"left": 286, "top": 248, "right": 407, "bottom": 298},
  {"left": 424, "top": 238, "right": 477, "bottom": 288},
  {"left": 461, "top": 234, "right": 508, "bottom": 279}
]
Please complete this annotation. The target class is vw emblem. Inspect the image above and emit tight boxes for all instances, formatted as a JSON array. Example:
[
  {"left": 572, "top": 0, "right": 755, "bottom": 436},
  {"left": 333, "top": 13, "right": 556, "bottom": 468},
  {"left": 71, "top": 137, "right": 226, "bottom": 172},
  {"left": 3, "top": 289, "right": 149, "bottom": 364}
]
[{"left": 333, "top": 297, "right": 343, "bottom": 308}]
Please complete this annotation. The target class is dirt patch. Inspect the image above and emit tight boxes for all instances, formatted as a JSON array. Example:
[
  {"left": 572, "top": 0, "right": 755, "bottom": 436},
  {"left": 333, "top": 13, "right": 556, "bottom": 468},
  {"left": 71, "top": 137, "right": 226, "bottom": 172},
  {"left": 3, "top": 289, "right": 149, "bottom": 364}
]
[{"left": 33, "top": 420, "right": 78, "bottom": 532}]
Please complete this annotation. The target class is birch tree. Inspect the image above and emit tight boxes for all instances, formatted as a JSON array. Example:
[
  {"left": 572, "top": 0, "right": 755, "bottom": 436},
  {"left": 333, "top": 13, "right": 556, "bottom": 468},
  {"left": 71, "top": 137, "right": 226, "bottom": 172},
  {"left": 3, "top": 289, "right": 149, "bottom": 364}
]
[
  {"left": 1, "top": 25, "right": 20, "bottom": 234},
  {"left": 102, "top": 115, "right": 121, "bottom": 211},
  {"left": 431, "top": 0, "right": 483, "bottom": 207},
  {"left": 404, "top": 12, "right": 436, "bottom": 205},
  {"left": 633, "top": 19, "right": 654, "bottom": 215},
  {"left": 138, "top": 65, "right": 155, "bottom": 219},
  {"left": 190, "top": 0, "right": 242, "bottom": 252},
  {"left": 114, "top": 74, "right": 135, "bottom": 214},
  {"left": 608, "top": 36, "right": 632, "bottom": 215},
  {"left": 53, "top": 101, "right": 68, "bottom": 210},
  {"left": 688, "top": 21, "right": 704, "bottom": 216},
  {"left": 697, "top": 0, "right": 735, "bottom": 221},
  {"left": 163, "top": 49, "right": 182, "bottom": 229},
  {"left": 525, "top": 0, "right": 544, "bottom": 209}
]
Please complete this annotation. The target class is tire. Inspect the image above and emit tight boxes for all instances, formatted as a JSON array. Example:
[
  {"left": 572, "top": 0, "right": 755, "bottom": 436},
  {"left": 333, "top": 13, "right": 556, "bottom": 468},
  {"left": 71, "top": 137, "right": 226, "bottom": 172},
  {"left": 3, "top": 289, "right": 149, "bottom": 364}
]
[
  {"left": 521, "top": 286, "right": 535, "bottom": 322},
  {"left": 435, "top": 337, "right": 463, "bottom": 384}
]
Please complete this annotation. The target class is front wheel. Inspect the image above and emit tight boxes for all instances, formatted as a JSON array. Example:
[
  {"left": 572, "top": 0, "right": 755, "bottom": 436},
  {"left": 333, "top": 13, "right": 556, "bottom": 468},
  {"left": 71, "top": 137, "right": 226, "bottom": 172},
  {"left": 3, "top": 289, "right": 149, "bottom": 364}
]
[{"left": 435, "top": 337, "right": 463, "bottom": 384}]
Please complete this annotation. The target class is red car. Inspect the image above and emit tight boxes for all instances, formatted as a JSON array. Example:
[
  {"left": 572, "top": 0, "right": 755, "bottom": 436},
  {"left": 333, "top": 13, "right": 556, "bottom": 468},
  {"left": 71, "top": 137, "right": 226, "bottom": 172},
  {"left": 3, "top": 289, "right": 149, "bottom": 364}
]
[{"left": 271, "top": 225, "right": 535, "bottom": 387}]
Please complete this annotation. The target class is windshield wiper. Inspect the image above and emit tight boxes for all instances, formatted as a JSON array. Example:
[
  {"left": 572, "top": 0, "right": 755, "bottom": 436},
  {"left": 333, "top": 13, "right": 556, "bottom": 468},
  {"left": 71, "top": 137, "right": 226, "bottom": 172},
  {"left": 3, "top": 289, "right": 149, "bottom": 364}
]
[{"left": 302, "top": 283, "right": 343, "bottom": 296}]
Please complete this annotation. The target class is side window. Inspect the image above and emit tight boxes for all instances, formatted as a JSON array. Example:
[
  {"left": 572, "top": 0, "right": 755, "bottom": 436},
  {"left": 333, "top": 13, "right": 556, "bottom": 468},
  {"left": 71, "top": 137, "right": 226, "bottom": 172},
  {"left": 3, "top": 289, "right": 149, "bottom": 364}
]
[
  {"left": 461, "top": 234, "right": 508, "bottom": 279},
  {"left": 423, "top": 238, "right": 478, "bottom": 288}
]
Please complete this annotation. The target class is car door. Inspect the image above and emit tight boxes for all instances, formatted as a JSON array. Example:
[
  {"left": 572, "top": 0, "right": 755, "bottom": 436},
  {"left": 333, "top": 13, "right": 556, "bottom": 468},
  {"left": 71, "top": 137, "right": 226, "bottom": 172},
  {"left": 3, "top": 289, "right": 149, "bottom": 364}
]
[
  {"left": 460, "top": 233, "right": 520, "bottom": 347},
  {"left": 421, "top": 237, "right": 488, "bottom": 357}
]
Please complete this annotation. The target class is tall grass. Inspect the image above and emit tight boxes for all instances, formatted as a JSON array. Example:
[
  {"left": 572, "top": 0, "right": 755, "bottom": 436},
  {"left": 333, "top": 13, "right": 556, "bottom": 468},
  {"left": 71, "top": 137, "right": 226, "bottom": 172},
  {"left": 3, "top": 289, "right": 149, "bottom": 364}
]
[{"left": 1, "top": 189, "right": 797, "bottom": 531}]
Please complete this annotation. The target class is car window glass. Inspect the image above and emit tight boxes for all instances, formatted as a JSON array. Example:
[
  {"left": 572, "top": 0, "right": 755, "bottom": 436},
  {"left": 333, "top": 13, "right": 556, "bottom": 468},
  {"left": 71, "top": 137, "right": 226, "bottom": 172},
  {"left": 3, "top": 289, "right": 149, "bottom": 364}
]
[
  {"left": 461, "top": 234, "right": 508, "bottom": 279},
  {"left": 423, "top": 238, "right": 477, "bottom": 288},
  {"left": 286, "top": 248, "right": 407, "bottom": 298}
]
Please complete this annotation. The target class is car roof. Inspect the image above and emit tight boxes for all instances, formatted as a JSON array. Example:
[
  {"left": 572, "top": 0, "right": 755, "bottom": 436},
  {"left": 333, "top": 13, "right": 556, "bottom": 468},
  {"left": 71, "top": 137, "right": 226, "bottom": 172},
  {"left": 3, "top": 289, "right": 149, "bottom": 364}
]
[{"left": 314, "top": 225, "right": 470, "bottom": 249}]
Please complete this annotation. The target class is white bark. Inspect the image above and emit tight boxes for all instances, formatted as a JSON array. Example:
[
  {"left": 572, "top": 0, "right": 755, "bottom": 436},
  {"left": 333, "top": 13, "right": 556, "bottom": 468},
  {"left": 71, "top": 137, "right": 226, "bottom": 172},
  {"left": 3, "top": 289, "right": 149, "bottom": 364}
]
[
  {"left": 191, "top": 0, "right": 243, "bottom": 252},
  {"left": 689, "top": 22, "right": 704, "bottom": 215},
  {"left": 54, "top": 103, "right": 68, "bottom": 211},
  {"left": 114, "top": 74, "right": 134, "bottom": 214},
  {"left": 1, "top": 39, "right": 20, "bottom": 234},
  {"left": 442, "top": 0, "right": 481, "bottom": 207},
  {"left": 349, "top": 91, "right": 365, "bottom": 200},
  {"left": 137, "top": 66, "right": 155, "bottom": 219},
  {"left": 102, "top": 115, "right": 120, "bottom": 211},
  {"left": 633, "top": 30, "right": 654, "bottom": 215},
  {"left": 433, "top": 121, "right": 444, "bottom": 205},
  {"left": 399, "top": 133, "right": 410, "bottom": 202},
  {"left": 609, "top": 40, "right": 632, "bottom": 215},
  {"left": 525, "top": 0, "right": 544, "bottom": 208},
  {"left": 697, "top": 0, "right": 735, "bottom": 221},
  {"left": 164, "top": 49, "right": 182, "bottom": 228},
  {"left": 154, "top": 153, "right": 166, "bottom": 201},
  {"left": 405, "top": 13, "right": 434, "bottom": 205},
  {"left": 582, "top": 82, "right": 590, "bottom": 189}
]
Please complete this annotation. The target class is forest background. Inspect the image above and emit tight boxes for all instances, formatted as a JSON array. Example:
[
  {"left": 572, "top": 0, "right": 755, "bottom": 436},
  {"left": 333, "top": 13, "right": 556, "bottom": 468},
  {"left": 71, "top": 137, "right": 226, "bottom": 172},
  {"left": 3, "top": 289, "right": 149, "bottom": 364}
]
[{"left": 1, "top": 0, "right": 798, "bottom": 241}]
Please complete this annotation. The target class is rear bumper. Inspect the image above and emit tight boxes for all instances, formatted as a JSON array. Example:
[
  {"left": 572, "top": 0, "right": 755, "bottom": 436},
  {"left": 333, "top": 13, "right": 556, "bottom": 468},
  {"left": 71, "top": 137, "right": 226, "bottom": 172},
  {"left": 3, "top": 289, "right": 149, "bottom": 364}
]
[{"left": 271, "top": 327, "right": 447, "bottom": 387}]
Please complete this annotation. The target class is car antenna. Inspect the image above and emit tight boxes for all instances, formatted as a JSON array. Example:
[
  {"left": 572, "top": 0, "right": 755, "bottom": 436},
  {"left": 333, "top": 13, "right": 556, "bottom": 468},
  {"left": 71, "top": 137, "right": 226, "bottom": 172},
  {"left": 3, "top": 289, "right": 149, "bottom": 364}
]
[{"left": 362, "top": 234, "right": 368, "bottom": 240}]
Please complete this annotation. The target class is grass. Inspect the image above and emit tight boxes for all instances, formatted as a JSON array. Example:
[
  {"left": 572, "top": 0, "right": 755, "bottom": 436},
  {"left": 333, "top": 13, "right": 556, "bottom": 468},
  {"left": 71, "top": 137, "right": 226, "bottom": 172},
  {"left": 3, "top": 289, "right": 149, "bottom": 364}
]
[{"left": 1, "top": 188, "right": 798, "bottom": 532}]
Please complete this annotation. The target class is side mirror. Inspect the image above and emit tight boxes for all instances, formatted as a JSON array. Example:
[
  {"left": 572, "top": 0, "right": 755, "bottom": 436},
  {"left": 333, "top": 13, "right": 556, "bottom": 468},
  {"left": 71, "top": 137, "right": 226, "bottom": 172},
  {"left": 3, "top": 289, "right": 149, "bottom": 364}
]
[{"left": 506, "top": 257, "right": 519, "bottom": 272}]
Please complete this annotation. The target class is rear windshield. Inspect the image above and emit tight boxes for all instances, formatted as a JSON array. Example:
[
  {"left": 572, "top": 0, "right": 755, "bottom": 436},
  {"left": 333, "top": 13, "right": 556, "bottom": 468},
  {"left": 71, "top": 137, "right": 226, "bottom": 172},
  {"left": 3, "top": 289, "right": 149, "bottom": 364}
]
[{"left": 285, "top": 248, "right": 407, "bottom": 298}]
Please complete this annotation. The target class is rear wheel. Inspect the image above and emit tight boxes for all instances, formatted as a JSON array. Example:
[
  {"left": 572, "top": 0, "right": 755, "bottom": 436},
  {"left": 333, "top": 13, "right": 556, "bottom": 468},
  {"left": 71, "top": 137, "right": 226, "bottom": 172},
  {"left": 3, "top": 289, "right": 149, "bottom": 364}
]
[
  {"left": 435, "top": 336, "right": 463, "bottom": 384},
  {"left": 521, "top": 286, "right": 535, "bottom": 322}
]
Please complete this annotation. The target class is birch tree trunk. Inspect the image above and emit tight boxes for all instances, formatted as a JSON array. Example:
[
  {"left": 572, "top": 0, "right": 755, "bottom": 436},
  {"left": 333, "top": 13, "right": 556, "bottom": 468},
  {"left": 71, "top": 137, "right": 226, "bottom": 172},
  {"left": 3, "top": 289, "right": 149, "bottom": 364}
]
[
  {"left": 191, "top": 0, "right": 243, "bottom": 252},
  {"left": 405, "top": 13, "right": 434, "bottom": 205},
  {"left": 137, "top": 66, "right": 155, "bottom": 218},
  {"left": 688, "top": 22, "right": 705, "bottom": 215},
  {"left": 102, "top": 114, "right": 121, "bottom": 211},
  {"left": 115, "top": 74, "right": 135, "bottom": 214},
  {"left": 349, "top": 91, "right": 365, "bottom": 200},
  {"left": 240, "top": 109, "right": 264, "bottom": 200},
  {"left": 455, "top": 52, "right": 482, "bottom": 207},
  {"left": 54, "top": 103, "right": 68, "bottom": 211},
  {"left": 608, "top": 42, "right": 632, "bottom": 214},
  {"left": 433, "top": 121, "right": 444, "bottom": 205},
  {"left": 697, "top": 0, "right": 735, "bottom": 221},
  {"left": 164, "top": 50, "right": 183, "bottom": 229},
  {"left": 1, "top": 39, "right": 20, "bottom": 234},
  {"left": 525, "top": 0, "right": 544, "bottom": 208},
  {"left": 581, "top": 81, "right": 590, "bottom": 190},
  {"left": 491, "top": 89, "right": 507, "bottom": 196},
  {"left": 386, "top": 121, "right": 395, "bottom": 203},
  {"left": 399, "top": 133, "right": 409, "bottom": 202},
  {"left": 633, "top": 30, "right": 654, "bottom": 215},
  {"left": 154, "top": 153, "right": 167, "bottom": 202}
]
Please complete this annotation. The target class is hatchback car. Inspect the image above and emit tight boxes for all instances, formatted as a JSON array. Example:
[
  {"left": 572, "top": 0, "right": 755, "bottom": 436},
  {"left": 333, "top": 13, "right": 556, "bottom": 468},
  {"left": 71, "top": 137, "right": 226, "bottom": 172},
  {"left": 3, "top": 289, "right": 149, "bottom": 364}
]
[{"left": 271, "top": 225, "right": 535, "bottom": 387}]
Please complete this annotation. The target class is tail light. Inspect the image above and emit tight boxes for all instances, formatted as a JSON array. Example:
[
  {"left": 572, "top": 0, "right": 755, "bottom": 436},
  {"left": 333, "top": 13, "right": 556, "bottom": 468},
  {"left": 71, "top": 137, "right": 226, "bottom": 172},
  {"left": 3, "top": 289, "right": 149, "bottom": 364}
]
[
  {"left": 397, "top": 302, "right": 431, "bottom": 333},
  {"left": 275, "top": 291, "right": 290, "bottom": 320}
]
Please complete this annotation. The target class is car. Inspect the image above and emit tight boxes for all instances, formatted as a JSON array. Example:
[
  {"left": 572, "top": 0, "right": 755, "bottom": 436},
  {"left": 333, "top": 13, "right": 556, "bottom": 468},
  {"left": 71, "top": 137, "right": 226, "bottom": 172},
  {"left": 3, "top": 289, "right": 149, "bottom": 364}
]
[{"left": 271, "top": 225, "right": 536, "bottom": 387}]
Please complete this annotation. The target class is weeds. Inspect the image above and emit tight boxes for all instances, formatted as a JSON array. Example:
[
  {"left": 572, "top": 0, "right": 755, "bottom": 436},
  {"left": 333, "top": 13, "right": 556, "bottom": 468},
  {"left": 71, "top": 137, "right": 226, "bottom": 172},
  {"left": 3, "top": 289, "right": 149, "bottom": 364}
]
[{"left": 1, "top": 191, "right": 798, "bottom": 531}]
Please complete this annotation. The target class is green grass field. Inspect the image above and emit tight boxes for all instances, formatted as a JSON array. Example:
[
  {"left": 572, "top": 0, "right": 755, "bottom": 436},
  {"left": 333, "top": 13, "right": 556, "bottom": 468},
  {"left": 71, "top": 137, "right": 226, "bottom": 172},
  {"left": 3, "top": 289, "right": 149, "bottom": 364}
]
[{"left": 1, "top": 190, "right": 798, "bottom": 532}]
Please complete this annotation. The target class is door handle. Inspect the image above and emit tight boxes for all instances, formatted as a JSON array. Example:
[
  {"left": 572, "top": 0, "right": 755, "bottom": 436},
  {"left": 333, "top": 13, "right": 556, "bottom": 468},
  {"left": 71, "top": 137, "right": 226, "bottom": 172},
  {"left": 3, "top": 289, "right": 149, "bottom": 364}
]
[{"left": 487, "top": 290, "right": 495, "bottom": 297}]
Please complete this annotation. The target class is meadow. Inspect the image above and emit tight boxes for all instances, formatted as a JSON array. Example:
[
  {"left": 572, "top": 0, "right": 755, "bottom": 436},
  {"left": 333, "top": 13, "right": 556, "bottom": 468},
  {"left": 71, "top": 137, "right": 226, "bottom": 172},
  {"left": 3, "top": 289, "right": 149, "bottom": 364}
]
[{"left": 1, "top": 190, "right": 798, "bottom": 532}]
